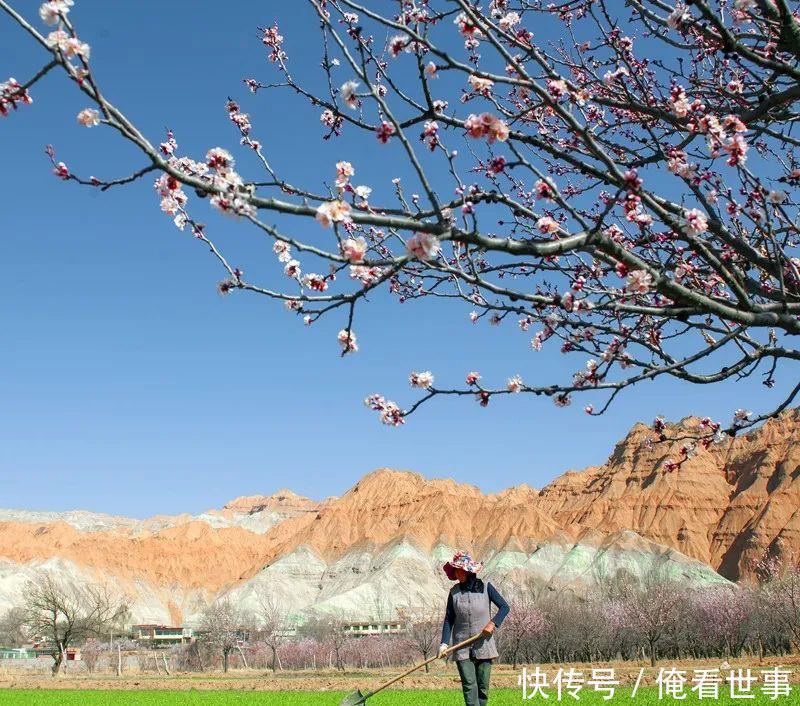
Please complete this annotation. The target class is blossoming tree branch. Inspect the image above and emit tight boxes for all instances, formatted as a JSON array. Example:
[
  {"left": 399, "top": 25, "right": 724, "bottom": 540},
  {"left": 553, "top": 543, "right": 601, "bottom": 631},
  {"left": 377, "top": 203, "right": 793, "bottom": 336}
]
[{"left": 3, "top": 0, "right": 800, "bottom": 446}]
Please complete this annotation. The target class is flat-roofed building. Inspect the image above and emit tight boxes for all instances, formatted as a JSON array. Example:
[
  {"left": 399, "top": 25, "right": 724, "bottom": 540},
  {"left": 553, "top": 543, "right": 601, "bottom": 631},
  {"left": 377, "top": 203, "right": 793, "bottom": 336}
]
[
  {"left": 342, "top": 621, "right": 404, "bottom": 637},
  {"left": 132, "top": 624, "right": 194, "bottom": 647}
]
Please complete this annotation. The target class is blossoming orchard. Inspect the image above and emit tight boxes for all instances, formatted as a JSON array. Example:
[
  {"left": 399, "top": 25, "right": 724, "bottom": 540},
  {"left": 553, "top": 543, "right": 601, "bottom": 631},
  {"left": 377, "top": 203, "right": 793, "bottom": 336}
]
[{"left": 4, "top": 0, "right": 800, "bottom": 442}]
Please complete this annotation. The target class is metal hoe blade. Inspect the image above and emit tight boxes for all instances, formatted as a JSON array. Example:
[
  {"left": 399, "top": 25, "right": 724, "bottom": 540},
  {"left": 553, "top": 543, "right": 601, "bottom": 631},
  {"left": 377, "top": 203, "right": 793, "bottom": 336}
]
[
  {"left": 338, "top": 632, "right": 482, "bottom": 705},
  {"left": 340, "top": 688, "right": 370, "bottom": 706}
]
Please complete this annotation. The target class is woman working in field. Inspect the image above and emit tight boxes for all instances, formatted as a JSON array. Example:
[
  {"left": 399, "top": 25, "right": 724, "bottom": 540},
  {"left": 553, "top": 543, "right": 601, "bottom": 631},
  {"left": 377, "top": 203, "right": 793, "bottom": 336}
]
[{"left": 438, "top": 551, "right": 510, "bottom": 706}]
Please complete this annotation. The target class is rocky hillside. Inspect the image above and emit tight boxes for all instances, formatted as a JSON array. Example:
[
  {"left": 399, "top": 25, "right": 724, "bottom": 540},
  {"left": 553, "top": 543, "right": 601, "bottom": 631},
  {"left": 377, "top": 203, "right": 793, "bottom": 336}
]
[{"left": 1, "top": 410, "right": 798, "bottom": 625}]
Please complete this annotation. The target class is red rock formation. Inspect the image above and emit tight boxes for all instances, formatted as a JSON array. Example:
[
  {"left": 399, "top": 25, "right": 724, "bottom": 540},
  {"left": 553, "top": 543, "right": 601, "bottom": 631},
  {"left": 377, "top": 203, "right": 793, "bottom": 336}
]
[{"left": 1, "top": 410, "right": 799, "bottom": 595}]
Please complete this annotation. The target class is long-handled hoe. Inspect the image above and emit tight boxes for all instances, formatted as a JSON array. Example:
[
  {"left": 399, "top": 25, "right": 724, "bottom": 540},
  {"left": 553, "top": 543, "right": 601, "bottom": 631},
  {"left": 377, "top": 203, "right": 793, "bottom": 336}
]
[{"left": 340, "top": 632, "right": 484, "bottom": 706}]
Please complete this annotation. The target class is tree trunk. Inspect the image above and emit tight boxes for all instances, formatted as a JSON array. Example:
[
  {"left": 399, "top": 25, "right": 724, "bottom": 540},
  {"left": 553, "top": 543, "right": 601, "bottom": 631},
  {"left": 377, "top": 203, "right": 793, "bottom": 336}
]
[
  {"left": 117, "top": 644, "right": 122, "bottom": 676},
  {"left": 51, "top": 648, "right": 64, "bottom": 676},
  {"left": 270, "top": 646, "right": 277, "bottom": 672},
  {"left": 649, "top": 640, "right": 657, "bottom": 668},
  {"left": 236, "top": 644, "right": 248, "bottom": 669},
  {"left": 223, "top": 649, "right": 229, "bottom": 673}
]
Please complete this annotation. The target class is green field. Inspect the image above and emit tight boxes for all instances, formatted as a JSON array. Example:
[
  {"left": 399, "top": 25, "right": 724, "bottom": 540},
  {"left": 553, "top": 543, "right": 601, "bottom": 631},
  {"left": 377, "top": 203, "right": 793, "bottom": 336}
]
[{"left": 0, "top": 689, "right": 793, "bottom": 705}]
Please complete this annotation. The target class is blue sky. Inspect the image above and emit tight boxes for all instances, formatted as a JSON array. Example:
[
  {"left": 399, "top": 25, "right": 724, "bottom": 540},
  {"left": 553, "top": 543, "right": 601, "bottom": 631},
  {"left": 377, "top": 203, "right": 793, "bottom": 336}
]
[{"left": 0, "top": 2, "right": 789, "bottom": 517}]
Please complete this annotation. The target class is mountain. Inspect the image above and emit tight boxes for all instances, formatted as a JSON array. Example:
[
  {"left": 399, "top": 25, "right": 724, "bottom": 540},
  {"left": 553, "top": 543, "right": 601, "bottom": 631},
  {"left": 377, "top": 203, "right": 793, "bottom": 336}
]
[{"left": 1, "top": 410, "right": 799, "bottom": 625}]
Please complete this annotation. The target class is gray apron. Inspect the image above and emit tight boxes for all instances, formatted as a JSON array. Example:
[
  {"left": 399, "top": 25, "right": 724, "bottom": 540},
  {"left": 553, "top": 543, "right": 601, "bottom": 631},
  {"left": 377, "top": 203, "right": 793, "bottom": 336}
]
[{"left": 450, "top": 580, "right": 499, "bottom": 661}]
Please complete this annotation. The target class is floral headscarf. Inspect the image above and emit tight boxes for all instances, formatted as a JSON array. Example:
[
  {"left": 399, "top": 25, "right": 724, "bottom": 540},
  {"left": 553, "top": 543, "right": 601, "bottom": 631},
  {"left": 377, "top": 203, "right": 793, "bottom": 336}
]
[{"left": 443, "top": 550, "right": 484, "bottom": 580}]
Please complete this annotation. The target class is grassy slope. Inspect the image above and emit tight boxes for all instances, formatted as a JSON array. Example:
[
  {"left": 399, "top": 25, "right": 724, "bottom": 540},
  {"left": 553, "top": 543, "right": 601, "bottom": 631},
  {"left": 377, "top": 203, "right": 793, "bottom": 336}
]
[{"left": 0, "top": 689, "right": 793, "bottom": 705}]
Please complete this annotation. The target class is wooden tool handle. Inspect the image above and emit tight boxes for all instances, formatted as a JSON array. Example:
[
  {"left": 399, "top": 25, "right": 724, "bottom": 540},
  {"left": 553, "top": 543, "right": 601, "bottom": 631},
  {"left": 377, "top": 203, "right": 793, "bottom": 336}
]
[{"left": 367, "top": 631, "right": 484, "bottom": 698}]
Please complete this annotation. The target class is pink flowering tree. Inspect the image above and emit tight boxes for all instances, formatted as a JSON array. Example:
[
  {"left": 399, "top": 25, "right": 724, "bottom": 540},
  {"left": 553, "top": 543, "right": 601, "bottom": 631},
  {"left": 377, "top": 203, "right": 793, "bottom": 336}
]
[
  {"left": 690, "top": 584, "right": 755, "bottom": 657},
  {"left": 619, "top": 571, "right": 685, "bottom": 666},
  {"left": 756, "top": 555, "right": 800, "bottom": 650},
  {"left": 4, "top": 0, "right": 800, "bottom": 436},
  {"left": 499, "top": 592, "right": 549, "bottom": 667}
]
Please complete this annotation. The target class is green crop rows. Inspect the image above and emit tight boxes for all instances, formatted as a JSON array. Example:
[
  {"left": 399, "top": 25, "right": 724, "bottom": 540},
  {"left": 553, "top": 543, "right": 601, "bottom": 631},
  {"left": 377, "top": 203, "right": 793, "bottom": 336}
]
[{"left": 0, "top": 689, "right": 793, "bottom": 705}]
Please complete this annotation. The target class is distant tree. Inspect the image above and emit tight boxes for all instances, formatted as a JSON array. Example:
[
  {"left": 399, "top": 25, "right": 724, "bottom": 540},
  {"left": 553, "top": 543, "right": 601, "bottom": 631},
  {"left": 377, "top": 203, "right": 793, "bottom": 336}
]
[
  {"left": 399, "top": 603, "right": 441, "bottom": 672},
  {"left": 304, "top": 614, "right": 350, "bottom": 671},
  {"left": 22, "top": 573, "right": 126, "bottom": 675},
  {"left": 619, "top": 570, "right": 685, "bottom": 667},
  {"left": 0, "top": 607, "right": 28, "bottom": 647},
  {"left": 757, "top": 556, "right": 800, "bottom": 651},
  {"left": 199, "top": 598, "right": 249, "bottom": 673},
  {"left": 691, "top": 585, "right": 755, "bottom": 657},
  {"left": 255, "top": 589, "right": 290, "bottom": 672},
  {"left": 81, "top": 638, "right": 104, "bottom": 674},
  {"left": 500, "top": 591, "right": 549, "bottom": 668}
]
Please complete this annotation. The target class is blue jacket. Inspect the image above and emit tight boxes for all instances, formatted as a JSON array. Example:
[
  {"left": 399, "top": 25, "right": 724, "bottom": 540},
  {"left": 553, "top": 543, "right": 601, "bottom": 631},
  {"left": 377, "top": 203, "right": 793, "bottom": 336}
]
[{"left": 440, "top": 576, "right": 510, "bottom": 644}]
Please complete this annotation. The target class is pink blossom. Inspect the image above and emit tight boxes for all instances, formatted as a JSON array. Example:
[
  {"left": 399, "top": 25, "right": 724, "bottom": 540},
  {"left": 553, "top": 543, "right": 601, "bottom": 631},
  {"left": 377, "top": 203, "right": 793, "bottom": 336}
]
[
  {"left": 364, "top": 394, "right": 404, "bottom": 425},
  {"left": 227, "top": 100, "right": 250, "bottom": 135},
  {"left": 424, "top": 62, "right": 438, "bottom": 78},
  {"left": 76, "top": 107, "right": 100, "bottom": 127},
  {"left": 337, "top": 328, "right": 358, "bottom": 353},
  {"left": 536, "top": 216, "right": 559, "bottom": 234},
  {"left": 341, "top": 236, "right": 367, "bottom": 264},
  {"left": 498, "top": 12, "right": 520, "bottom": 31},
  {"left": 388, "top": 35, "right": 410, "bottom": 57},
  {"left": 468, "top": 75, "right": 494, "bottom": 95},
  {"left": 603, "top": 67, "right": 628, "bottom": 84},
  {"left": 154, "top": 174, "right": 187, "bottom": 215},
  {"left": 273, "top": 240, "right": 292, "bottom": 263},
  {"left": 335, "top": 160, "right": 354, "bottom": 189},
  {"left": 683, "top": 208, "right": 708, "bottom": 236},
  {"left": 554, "top": 393, "right": 572, "bottom": 407},
  {"left": 670, "top": 85, "right": 691, "bottom": 118},
  {"left": 159, "top": 131, "right": 177, "bottom": 156},
  {"left": 38, "top": 0, "right": 72, "bottom": 26},
  {"left": 466, "top": 371, "right": 481, "bottom": 385},
  {"left": 422, "top": 120, "right": 439, "bottom": 151},
  {"left": 349, "top": 265, "right": 384, "bottom": 285},
  {"left": 206, "top": 147, "right": 234, "bottom": 171},
  {"left": 262, "top": 23, "right": 286, "bottom": 62},
  {"left": 320, "top": 109, "right": 337, "bottom": 127},
  {"left": 507, "top": 375, "right": 523, "bottom": 393},
  {"left": 354, "top": 185, "right": 372, "bottom": 202},
  {"left": 303, "top": 273, "right": 329, "bottom": 292},
  {"left": 464, "top": 113, "right": 509, "bottom": 143},
  {"left": 52, "top": 161, "right": 70, "bottom": 180},
  {"left": 316, "top": 200, "right": 352, "bottom": 228},
  {"left": 406, "top": 232, "right": 440, "bottom": 260},
  {"left": 376, "top": 121, "right": 396, "bottom": 144},
  {"left": 454, "top": 12, "right": 481, "bottom": 37},
  {"left": 409, "top": 371, "right": 435, "bottom": 389},
  {"left": 534, "top": 179, "right": 553, "bottom": 200},
  {"left": 547, "top": 79, "right": 568, "bottom": 99},
  {"left": 340, "top": 81, "right": 359, "bottom": 109},
  {"left": 626, "top": 269, "right": 654, "bottom": 294},
  {"left": 733, "top": 408, "right": 751, "bottom": 427},
  {"left": 727, "top": 78, "right": 744, "bottom": 94},
  {"left": 46, "top": 30, "right": 90, "bottom": 60},
  {"left": 722, "top": 133, "right": 749, "bottom": 166},
  {"left": 283, "top": 259, "right": 301, "bottom": 279},
  {"left": 0, "top": 77, "right": 33, "bottom": 116}
]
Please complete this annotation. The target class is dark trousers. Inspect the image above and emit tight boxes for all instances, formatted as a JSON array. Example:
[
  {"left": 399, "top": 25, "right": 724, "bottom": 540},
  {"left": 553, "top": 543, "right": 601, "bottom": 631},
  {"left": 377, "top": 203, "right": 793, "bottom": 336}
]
[{"left": 456, "top": 657, "right": 492, "bottom": 706}]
